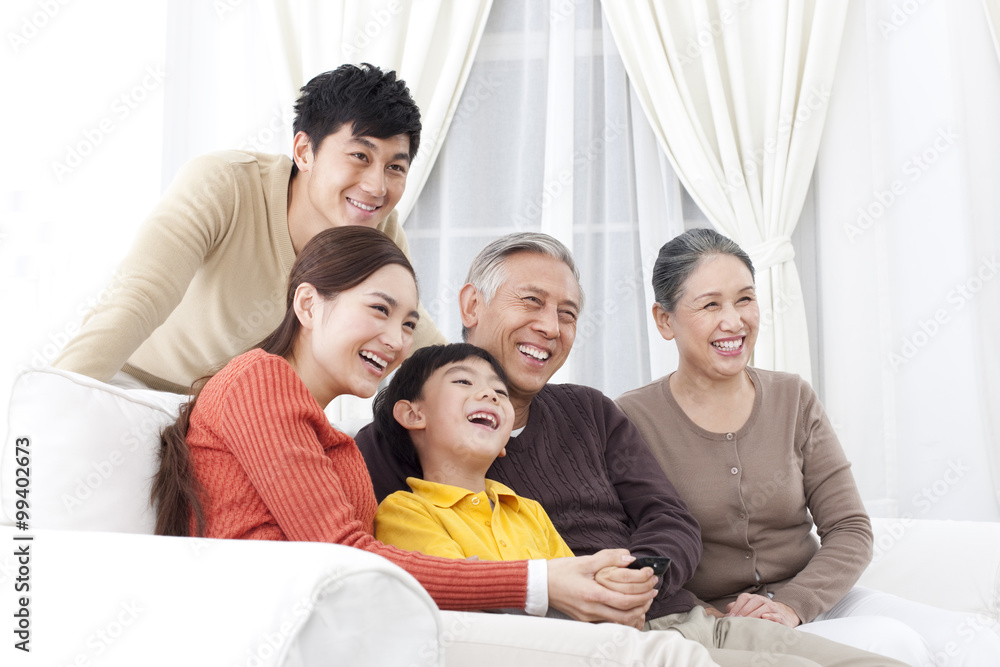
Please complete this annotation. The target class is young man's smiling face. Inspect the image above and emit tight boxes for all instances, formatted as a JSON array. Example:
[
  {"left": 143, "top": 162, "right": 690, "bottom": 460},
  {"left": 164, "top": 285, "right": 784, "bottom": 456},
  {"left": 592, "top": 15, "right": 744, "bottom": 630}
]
[{"left": 291, "top": 124, "right": 411, "bottom": 233}]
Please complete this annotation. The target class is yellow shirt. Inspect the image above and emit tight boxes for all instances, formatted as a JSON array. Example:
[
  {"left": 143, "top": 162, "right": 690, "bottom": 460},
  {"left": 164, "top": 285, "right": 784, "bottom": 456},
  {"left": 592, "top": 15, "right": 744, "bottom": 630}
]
[{"left": 375, "top": 477, "right": 574, "bottom": 561}]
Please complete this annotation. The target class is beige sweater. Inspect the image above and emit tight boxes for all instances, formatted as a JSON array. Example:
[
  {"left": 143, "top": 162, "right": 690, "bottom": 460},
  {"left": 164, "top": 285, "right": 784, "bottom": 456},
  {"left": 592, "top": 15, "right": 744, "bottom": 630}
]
[
  {"left": 616, "top": 367, "right": 873, "bottom": 623},
  {"left": 54, "top": 151, "right": 444, "bottom": 393}
]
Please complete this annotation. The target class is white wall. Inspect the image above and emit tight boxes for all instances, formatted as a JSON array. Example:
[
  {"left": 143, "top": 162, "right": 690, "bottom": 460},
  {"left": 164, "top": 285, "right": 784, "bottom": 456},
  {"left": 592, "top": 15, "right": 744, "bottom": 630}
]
[{"left": 0, "top": 0, "right": 168, "bottom": 418}]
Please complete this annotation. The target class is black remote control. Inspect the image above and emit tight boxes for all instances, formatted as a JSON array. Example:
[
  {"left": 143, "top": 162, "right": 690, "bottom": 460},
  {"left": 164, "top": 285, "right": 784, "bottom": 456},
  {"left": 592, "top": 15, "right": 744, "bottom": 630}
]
[{"left": 627, "top": 556, "right": 671, "bottom": 576}]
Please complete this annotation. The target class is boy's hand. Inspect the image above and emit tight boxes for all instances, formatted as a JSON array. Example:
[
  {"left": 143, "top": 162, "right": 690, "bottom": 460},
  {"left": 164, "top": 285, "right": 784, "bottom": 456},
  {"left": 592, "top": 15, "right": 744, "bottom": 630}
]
[
  {"left": 595, "top": 561, "right": 659, "bottom": 595},
  {"left": 546, "top": 550, "right": 657, "bottom": 629}
]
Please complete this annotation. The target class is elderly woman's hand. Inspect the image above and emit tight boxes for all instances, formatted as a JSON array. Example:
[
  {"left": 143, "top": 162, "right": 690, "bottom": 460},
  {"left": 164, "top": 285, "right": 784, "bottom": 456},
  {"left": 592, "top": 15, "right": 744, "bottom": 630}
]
[{"left": 725, "top": 593, "right": 801, "bottom": 627}]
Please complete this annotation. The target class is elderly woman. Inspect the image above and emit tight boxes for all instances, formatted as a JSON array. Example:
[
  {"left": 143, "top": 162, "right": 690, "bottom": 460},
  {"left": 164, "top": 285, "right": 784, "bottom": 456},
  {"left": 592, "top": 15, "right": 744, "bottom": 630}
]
[{"left": 616, "top": 228, "right": 1000, "bottom": 666}]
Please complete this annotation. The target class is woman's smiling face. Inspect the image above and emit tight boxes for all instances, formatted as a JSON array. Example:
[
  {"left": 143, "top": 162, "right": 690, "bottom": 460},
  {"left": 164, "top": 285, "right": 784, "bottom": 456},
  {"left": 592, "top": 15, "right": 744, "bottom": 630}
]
[
  {"left": 655, "top": 253, "right": 759, "bottom": 382},
  {"left": 293, "top": 263, "right": 419, "bottom": 405}
]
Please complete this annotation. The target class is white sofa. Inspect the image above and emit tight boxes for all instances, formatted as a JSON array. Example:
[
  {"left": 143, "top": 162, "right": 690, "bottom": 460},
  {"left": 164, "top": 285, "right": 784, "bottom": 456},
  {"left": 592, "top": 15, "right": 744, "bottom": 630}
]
[{"left": 2, "top": 366, "right": 998, "bottom": 666}]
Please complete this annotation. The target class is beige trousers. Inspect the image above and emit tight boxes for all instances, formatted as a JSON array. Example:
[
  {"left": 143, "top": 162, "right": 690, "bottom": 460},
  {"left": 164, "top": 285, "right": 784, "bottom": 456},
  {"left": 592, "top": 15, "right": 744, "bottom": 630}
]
[{"left": 647, "top": 607, "right": 908, "bottom": 667}]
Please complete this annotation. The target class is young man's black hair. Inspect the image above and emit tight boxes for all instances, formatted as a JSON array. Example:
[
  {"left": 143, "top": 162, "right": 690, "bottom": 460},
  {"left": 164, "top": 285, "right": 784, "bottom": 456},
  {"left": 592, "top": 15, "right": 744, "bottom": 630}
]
[{"left": 292, "top": 62, "right": 422, "bottom": 164}]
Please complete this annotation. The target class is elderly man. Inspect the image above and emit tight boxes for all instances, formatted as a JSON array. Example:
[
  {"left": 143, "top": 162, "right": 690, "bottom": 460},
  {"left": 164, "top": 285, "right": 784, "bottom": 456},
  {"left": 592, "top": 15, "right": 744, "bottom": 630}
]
[{"left": 357, "top": 232, "right": 903, "bottom": 667}]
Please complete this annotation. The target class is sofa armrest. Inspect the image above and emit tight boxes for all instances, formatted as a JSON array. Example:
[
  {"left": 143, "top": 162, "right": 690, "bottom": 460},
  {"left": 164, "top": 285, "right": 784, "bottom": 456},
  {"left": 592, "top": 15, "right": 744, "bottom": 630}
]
[
  {"left": 859, "top": 518, "right": 1000, "bottom": 626},
  {"left": 0, "top": 526, "right": 442, "bottom": 666}
]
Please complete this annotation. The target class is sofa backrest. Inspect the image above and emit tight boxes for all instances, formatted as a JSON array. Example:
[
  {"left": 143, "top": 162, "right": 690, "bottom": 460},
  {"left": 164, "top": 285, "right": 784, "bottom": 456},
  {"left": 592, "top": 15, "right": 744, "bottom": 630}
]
[{"left": 1, "top": 367, "right": 185, "bottom": 533}]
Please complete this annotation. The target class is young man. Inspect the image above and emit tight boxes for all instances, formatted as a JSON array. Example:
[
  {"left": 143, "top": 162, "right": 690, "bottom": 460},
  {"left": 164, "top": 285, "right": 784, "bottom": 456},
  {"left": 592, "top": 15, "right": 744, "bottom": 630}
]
[
  {"left": 372, "top": 343, "right": 574, "bottom": 563},
  {"left": 54, "top": 63, "right": 445, "bottom": 393},
  {"left": 357, "top": 232, "right": 905, "bottom": 667}
]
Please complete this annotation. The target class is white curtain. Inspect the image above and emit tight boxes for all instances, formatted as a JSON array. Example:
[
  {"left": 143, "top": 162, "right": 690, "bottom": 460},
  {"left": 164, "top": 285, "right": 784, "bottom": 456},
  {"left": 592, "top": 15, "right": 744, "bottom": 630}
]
[
  {"left": 600, "top": 0, "right": 850, "bottom": 383},
  {"left": 404, "top": 0, "right": 686, "bottom": 399},
  {"left": 986, "top": 0, "right": 1000, "bottom": 61},
  {"left": 814, "top": 0, "right": 1000, "bottom": 521}
]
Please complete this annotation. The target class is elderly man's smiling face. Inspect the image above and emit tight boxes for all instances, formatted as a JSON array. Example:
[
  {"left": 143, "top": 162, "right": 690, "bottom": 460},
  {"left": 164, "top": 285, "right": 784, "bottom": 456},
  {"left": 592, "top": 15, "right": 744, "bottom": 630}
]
[{"left": 459, "top": 251, "right": 581, "bottom": 409}]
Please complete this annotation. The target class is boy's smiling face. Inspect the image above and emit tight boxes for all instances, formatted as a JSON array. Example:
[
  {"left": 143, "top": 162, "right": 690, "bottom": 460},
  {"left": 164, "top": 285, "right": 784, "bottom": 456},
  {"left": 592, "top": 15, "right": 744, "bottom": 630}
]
[{"left": 395, "top": 357, "right": 515, "bottom": 483}]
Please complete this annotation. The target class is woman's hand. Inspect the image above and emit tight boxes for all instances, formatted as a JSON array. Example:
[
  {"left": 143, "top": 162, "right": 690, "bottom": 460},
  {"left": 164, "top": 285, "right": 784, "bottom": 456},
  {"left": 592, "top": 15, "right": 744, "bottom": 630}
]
[
  {"left": 547, "top": 550, "right": 658, "bottom": 629},
  {"left": 725, "top": 593, "right": 801, "bottom": 627}
]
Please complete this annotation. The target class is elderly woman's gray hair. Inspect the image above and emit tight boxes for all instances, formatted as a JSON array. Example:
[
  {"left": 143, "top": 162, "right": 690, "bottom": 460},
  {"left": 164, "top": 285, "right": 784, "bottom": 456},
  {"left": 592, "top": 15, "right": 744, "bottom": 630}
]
[{"left": 652, "top": 228, "right": 755, "bottom": 312}]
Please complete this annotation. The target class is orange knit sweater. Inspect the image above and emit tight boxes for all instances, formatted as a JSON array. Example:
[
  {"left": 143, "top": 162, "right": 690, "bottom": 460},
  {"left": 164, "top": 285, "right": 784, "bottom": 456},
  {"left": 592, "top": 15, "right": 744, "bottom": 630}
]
[{"left": 187, "top": 349, "right": 527, "bottom": 610}]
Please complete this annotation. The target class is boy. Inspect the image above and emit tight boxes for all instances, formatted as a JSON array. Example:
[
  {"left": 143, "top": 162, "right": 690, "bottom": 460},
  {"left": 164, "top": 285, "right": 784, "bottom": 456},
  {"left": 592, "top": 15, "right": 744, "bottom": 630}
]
[{"left": 373, "top": 343, "right": 573, "bottom": 562}]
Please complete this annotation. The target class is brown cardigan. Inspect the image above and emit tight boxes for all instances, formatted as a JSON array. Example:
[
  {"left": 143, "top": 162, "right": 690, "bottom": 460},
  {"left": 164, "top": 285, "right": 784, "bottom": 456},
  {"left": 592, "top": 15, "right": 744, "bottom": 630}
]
[{"left": 616, "top": 367, "right": 872, "bottom": 623}]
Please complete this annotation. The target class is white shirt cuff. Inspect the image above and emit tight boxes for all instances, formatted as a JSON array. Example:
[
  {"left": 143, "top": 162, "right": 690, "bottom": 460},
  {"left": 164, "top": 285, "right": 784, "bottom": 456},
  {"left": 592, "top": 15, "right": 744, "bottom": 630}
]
[{"left": 524, "top": 559, "right": 549, "bottom": 616}]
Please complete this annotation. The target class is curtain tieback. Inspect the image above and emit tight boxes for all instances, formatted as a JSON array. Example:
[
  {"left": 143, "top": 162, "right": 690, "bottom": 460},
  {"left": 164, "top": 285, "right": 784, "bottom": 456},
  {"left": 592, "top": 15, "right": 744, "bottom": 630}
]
[{"left": 745, "top": 236, "right": 795, "bottom": 272}]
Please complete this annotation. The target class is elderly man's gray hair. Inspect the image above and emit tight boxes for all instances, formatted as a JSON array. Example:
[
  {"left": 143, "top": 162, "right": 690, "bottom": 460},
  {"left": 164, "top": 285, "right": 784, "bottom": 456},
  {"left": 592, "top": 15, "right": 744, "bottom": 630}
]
[{"left": 461, "top": 232, "right": 585, "bottom": 340}]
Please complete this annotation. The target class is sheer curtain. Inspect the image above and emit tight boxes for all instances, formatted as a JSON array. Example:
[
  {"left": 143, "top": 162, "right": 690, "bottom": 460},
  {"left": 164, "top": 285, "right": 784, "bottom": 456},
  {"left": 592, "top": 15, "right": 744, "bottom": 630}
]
[
  {"left": 162, "top": 0, "right": 492, "bottom": 224},
  {"left": 600, "top": 1, "right": 850, "bottom": 384},
  {"left": 814, "top": 0, "right": 1000, "bottom": 521},
  {"left": 404, "top": 0, "right": 686, "bottom": 399},
  {"left": 986, "top": 0, "right": 1000, "bottom": 60}
]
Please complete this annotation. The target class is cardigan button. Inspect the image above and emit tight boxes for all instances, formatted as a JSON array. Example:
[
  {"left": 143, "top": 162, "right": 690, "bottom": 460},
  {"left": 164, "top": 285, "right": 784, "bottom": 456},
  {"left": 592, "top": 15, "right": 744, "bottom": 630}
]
[
  {"left": 731, "top": 467, "right": 739, "bottom": 475},
  {"left": 726, "top": 433, "right": 734, "bottom": 440}
]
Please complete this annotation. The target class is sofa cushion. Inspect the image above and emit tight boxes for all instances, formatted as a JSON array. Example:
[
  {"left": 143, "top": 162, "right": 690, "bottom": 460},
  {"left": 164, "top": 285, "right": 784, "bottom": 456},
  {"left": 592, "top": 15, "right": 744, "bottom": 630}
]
[
  {"left": 0, "top": 526, "right": 442, "bottom": 666},
  {"left": 1, "top": 367, "right": 185, "bottom": 532},
  {"left": 863, "top": 517, "right": 1000, "bottom": 625}
]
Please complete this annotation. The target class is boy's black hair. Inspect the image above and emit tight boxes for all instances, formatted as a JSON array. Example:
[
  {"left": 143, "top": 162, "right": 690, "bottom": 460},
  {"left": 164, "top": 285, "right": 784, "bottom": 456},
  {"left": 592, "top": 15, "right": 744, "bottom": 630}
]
[
  {"left": 373, "top": 344, "right": 510, "bottom": 476},
  {"left": 292, "top": 63, "right": 421, "bottom": 162}
]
